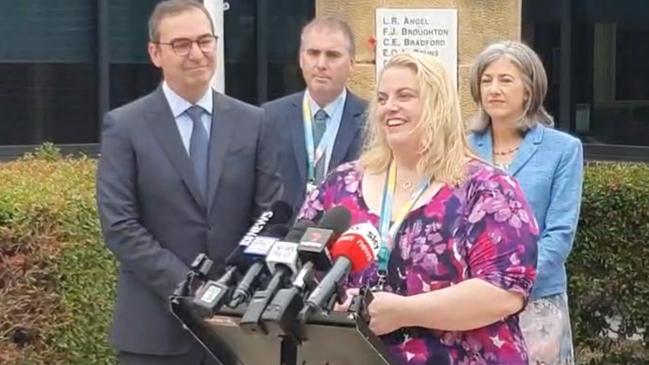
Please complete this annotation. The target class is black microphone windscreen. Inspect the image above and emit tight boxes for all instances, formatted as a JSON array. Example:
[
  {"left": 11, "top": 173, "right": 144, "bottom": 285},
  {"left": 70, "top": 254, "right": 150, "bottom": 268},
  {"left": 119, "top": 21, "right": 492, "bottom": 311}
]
[
  {"left": 265, "top": 201, "right": 293, "bottom": 226},
  {"left": 262, "top": 224, "right": 290, "bottom": 238},
  {"left": 284, "top": 219, "right": 316, "bottom": 243},
  {"left": 317, "top": 206, "right": 352, "bottom": 235},
  {"left": 223, "top": 203, "right": 292, "bottom": 266}
]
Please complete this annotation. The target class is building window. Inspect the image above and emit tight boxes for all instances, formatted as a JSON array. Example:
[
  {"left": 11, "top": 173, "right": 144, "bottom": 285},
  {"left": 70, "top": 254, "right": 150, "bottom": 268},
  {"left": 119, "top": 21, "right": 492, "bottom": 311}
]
[
  {"left": 0, "top": 0, "right": 314, "bottom": 152},
  {"left": 222, "top": 0, "right": 258, "bottom": 104},
  {"left": 223, "top": 0, "right": 314, "bottom": 104},
  {"left": 109, "top": 1, "right": 160, "bottom": 110},
  {"left": 524, "top": 0, "right": 649, "bottom": 152},
  {"left": 0, "top": 1, "right": 98, "bottom": 145},
  {"left": 266, "top": 0, "right": 315, "bottom": 101},
  {"left": 583, "top": 21, "right": 649, "bottom": 147}
]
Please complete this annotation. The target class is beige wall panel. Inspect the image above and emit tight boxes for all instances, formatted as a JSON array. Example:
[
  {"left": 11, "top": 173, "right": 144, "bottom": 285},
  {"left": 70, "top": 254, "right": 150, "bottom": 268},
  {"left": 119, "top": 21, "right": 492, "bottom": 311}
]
[
  {"left": 318, "top": 0, "right": 520, "bottom": 119},
  {"left": 319, "top": 0, "right": 521, "bottom": 65},
  {"left": 316, "top": 0, "right": 378, "bottom": 63},
  {"left": 347, "top": 63, "right": 376, "bottom": 100},
  {"left": 458, "top": 64, "right": 478, "bottom": 123},
  {"left": 377, "top": 0, "right": 457, "bottom": 7},
  {"left": 457, "top": 0, "right": 521, "bottom": 66}
]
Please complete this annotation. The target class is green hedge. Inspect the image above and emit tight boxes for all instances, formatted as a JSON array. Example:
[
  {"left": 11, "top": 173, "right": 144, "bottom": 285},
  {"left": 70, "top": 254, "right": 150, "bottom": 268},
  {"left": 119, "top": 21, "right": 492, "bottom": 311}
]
[
  {"left": 0, "top": 145, "right": 117, "bottom": 365},
  {"left": 0, "top": 146, "right": 648, "bottom": 364},
  {"left": 568, "top": 162, "right": 649, "bottom": 364}
]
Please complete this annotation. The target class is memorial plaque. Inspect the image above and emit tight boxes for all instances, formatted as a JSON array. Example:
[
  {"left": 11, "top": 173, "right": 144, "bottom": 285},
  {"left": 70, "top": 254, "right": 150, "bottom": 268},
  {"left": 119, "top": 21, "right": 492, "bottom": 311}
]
[{"left": 376, "top": 8, "right": 458, "bottom": 86}]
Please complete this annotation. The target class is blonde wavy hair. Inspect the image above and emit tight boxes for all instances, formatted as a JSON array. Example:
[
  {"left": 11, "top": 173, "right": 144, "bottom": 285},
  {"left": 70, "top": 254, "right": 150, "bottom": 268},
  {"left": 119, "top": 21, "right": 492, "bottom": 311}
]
[{"left": 360, "top": 52, "right": 475, "bottom": 186}]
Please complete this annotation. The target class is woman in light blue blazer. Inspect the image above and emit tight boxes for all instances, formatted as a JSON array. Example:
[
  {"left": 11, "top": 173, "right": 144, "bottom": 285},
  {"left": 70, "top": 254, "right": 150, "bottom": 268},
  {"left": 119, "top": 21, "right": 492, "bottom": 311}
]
[{"left": 467, "top": 41, "right": 583, "bottom": 365}]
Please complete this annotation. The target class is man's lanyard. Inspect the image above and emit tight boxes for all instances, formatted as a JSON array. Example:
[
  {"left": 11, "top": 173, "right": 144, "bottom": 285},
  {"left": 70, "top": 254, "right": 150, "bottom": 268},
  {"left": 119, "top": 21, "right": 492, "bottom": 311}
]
[
  {"left": 302, "top": 94, "right": 337, "bottom": 183},
  {"left": 375, "top": 161, "right": 429, "bottom": 290}
]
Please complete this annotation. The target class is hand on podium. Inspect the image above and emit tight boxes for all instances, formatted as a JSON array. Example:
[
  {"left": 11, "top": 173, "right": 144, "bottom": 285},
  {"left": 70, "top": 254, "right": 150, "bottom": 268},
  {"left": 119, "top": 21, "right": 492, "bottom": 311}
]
[{"left": 367, "top": 292, "right": 407, "bottom": 336}]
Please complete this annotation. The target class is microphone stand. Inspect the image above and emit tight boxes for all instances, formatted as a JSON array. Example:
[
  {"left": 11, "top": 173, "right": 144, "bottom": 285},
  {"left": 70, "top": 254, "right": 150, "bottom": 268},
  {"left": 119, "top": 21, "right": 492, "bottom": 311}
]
[
  {"left": 276, "top": 287, "right": 375, "bottom": 365},
  {"left": 279, "top": 336, "right": 298, "bottom": 365},
  {"left": 173, "top": 253, "right": 213, "bottom": 297}
]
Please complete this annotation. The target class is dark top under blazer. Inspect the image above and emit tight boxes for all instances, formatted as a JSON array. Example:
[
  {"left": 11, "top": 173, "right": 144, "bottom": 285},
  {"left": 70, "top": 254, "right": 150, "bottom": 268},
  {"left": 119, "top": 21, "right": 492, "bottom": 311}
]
[
  {"left": 96, "top": 86, "right": 282, "bottom": 355},
  {"left": 262, "top": 90, "right": 367, "bottom": 216}
]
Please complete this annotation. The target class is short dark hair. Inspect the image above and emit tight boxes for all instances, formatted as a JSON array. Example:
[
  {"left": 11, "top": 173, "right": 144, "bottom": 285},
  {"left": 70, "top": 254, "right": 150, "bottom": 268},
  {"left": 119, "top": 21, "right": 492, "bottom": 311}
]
[
  {"left": 300, "top": 16, "right": 356, "bottom": 58},
  {"left": 148, "top": 0, "right": 215, "bottom": 42}
]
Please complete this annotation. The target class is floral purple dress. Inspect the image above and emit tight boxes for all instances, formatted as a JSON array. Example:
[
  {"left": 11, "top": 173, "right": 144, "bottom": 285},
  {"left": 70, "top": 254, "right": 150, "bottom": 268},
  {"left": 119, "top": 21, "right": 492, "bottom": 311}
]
[{"left": 298, "top": 160, "right": 539, "bottom": 365}]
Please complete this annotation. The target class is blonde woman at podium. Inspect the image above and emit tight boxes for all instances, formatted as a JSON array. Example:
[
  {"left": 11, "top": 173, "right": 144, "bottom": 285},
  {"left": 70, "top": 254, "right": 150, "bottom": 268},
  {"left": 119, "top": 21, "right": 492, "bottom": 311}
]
[{"left": 298, "top": 52, "right": 539, "bottom": 365}]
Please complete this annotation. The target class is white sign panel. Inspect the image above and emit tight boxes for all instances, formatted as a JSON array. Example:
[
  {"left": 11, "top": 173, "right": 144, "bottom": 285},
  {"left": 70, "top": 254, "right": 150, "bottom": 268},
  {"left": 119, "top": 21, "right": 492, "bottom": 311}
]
[{"left": 376, "top": 8, "right": 458, "bottom": 87}]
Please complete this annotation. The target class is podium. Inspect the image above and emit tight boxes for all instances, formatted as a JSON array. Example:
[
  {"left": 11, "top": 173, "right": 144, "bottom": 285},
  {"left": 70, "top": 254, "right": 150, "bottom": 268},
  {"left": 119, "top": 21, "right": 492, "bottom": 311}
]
[{"left": 169, "top": 295, "right": 399, "bottom": 365}]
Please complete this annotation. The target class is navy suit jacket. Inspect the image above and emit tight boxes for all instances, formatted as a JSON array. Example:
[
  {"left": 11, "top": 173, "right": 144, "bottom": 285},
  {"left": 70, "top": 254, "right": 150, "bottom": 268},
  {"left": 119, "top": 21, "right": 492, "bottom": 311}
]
[
  {"left": 96, "top": 86, "right": 282, "bottom": 355},
  {"left": 262, "top": 90, "right": 367, "bottom": 216}
]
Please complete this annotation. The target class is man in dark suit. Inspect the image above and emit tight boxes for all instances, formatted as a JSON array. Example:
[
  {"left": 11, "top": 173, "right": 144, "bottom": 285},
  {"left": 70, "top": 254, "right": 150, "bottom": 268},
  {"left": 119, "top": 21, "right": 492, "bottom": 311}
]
[
  {"left": 96, "top": 1, "right": 281, "bottom": 364},
  {"left": 263, "top": 17, "right": 367, "bottom": 215}
]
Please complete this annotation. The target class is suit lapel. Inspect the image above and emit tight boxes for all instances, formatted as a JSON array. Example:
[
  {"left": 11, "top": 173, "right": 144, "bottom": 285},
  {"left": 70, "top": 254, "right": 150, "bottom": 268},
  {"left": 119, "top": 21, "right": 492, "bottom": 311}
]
[
  {"left": 509, "top": 125, "right": 544, "bottom": 176},
  {"left": 146, "top": 87, "right": 206, "bottom": 211},
  {"left": 290, "top": 92, "right": 308, "bottom": 184},
  {"left": 330, "top": 92, "right": 364, "bottom": 168},
  {"left": 472, "top": 126, "right": 543, "bottom": 176},
  {"left": 472, "top": 130, "right": 494, "bottom": 163},
  {"left": 206, "top": 92, "right": 235, "bottom": 213}
]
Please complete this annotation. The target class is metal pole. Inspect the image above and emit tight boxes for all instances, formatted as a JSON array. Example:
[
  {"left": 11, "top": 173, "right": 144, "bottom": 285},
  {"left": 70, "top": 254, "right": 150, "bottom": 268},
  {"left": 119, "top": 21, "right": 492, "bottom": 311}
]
[
  {"left": 97, "top": 0, "right": 110, "bottom": 140},
  {"left": 204, "top": 0, "right": 226, "bottom": 93},
  {"left": 558, "top": 0, "right": 573, "bottom": 132},
  {"left": 256, "top": 0, "right": 269, "bottom": 104}
]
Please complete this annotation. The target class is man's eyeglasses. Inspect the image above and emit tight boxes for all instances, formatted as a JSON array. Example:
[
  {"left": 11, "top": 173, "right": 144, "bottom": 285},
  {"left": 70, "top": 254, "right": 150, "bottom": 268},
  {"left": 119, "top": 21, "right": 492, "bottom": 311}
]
[{"left": 154, "top": 35, "right": 218, "bottom": 56}]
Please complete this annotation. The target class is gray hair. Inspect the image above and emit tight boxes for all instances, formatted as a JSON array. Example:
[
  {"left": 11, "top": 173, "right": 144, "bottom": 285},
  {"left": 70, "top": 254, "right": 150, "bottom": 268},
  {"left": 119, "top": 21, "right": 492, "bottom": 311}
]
[
  {"left": 300, "top": 16, "right": 356, "bottom": 58},
  {"left": 468, "top": 40, "right": 554, "bottom": 132},
  {"left": 148, "top": 0, "right": 214, "bottom": 42}
]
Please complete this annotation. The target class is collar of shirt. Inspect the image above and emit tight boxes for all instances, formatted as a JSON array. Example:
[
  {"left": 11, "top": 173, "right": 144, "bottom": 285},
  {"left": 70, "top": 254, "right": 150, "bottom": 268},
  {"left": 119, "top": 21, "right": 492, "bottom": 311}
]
[
  {"left": 306, "top": 88, "right": 347, "bottom": 123},
  {"left": 162, "top": 82, "right": 214, "bottom": 154},
  {"left": 162, "top": 81, "right": 213, "bottom": 117}
]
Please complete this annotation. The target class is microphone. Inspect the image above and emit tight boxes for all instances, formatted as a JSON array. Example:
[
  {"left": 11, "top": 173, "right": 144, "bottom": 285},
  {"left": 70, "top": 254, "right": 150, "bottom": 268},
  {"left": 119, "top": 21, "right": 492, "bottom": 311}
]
[
  {"left": 192, "top": 264, "right": 239, "bottom": 316},
  {"left": 260, "top": 207, "right": 352, "bottom": 339},
  {"left": 299, "top": 222, "right": 380, "bottom": 321},
  {"left": 222, "top": 201, "right": 293, "bottom": 269},
  {"left": 264, "top": 235, "right": 301, "bottom": 277},
  {"left": 191, "top": 201, "right": 292, "bottom": 314},
  {"left": 239, "top": 220, "right": 315, "bottom": 334},
  {"left": 227, "top": 224, "right": 290, "bottom": 308},
  {"left": 242, "top": 201, "right": 293, "bottom": 246},
  {"left": 292, "top": 206, "right": 352, "bottom": 292},
  {"left": 297, "top": 206, "right": 352, "bottom": 271}
]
